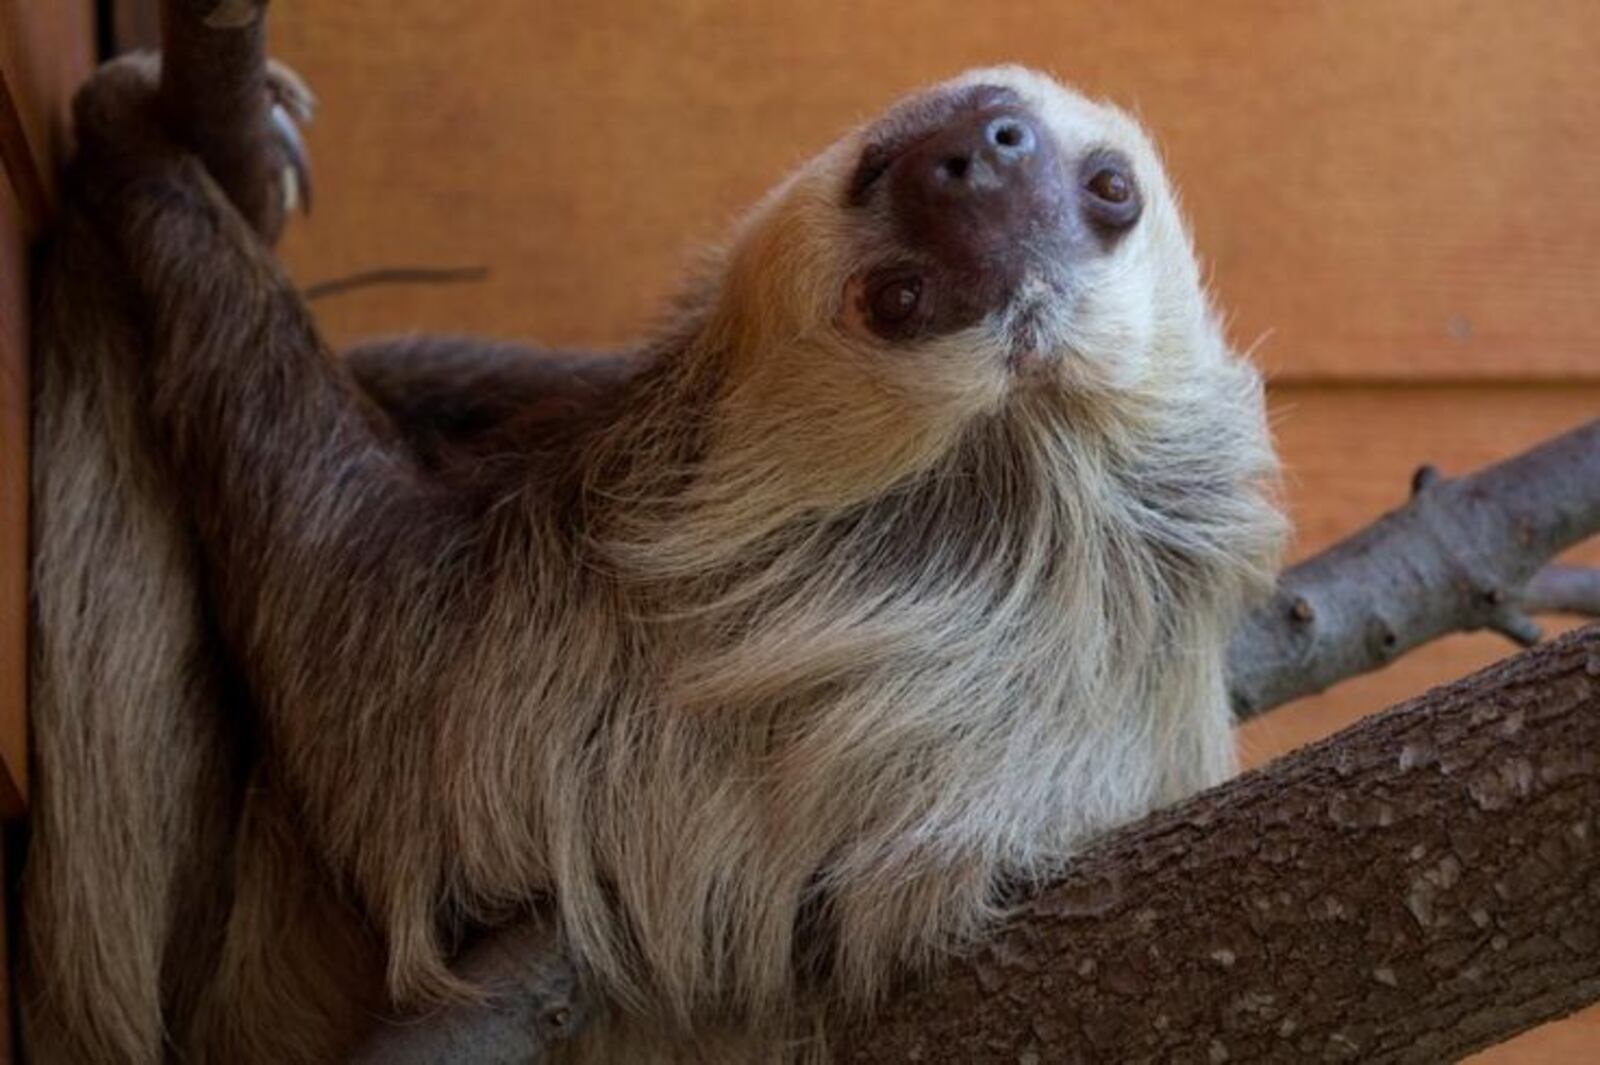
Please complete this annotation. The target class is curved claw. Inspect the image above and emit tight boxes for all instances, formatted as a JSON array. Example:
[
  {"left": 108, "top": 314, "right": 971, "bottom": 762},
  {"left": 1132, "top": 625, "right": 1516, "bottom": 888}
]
[
  {"left": 265, "top": 60, "right": 315, "bottom": 217},
  {"left": 269, "top": 102, "right": 313, "bottom": 216},
  {"left": 266, "top": 58, "right": 317, "bottom": 125}
]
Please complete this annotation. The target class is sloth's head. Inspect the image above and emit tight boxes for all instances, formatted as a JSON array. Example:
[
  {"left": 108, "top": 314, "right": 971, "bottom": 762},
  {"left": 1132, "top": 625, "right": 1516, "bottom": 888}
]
[{"left": 691, "top": 66, "right": 1235, "bottom": 498}]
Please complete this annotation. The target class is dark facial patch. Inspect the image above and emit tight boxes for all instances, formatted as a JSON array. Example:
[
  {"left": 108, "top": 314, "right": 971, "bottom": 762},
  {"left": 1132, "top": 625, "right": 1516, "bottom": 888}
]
[
  {"left": 844, "top": 81, "right": 1152, "bottom": 349},
  {"left": 846, "top": 85, "right": 1073, "bottom": 343}
]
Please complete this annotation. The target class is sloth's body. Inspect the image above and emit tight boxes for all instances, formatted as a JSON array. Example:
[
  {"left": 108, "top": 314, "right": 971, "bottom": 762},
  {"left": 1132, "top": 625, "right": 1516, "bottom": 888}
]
[{"left": 23, "top": 62, "right": 1282, "bottom": 1062}]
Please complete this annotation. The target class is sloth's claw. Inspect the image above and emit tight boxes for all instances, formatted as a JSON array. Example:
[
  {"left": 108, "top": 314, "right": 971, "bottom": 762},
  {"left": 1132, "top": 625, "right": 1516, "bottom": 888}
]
[
  {"left": 269, "top": 100, "right": 313, "bottom": 216},
  {"left": 265, "top": 60, "right": 315, "bottom": 217},
  {"left": 266, "top": 59, "right": 316, "bottom": 126}
]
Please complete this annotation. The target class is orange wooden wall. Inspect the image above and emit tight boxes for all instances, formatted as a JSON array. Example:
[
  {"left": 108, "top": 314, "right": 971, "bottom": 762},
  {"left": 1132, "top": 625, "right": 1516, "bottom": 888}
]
[
  {"left": 0, "top": 0, "right": 93, "bottom": 821},
  {"left": 268, "top": 3, "right": 1600, "bottom": 1057},
  {"left": 1, "top": 8, "right": 96, "bottom": 1058}
]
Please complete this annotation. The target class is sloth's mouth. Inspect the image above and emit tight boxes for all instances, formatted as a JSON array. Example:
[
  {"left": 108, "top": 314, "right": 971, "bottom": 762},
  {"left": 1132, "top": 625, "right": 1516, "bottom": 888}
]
[
  {"left": 1006, "top": 300, "right": 1049, "bottom": 356},
  {"left": 998, "top": 279, "right": 1070, "bottom": 373},
  {"left": 1004, "top": 321, "right": 1058, "bottom": 375}
]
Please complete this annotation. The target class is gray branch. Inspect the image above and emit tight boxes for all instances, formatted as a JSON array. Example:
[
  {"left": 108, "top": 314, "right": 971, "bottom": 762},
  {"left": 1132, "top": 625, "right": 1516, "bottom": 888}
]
[{"left": 1227, "top": 418, "right": 1600, "bottom": 719}]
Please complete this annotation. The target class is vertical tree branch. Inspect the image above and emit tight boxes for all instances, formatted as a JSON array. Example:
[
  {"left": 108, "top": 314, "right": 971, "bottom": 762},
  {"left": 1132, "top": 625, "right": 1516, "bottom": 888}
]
[{"left": 157, "top": 0, "right": 281, "bottom": 237}]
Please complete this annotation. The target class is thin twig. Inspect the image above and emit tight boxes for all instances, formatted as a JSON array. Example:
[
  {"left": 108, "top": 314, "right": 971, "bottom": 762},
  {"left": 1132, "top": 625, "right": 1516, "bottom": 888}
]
[
  {"left": 1523, "top": 564, "right": 1600, "bottom": 618},
  {"left": 304, "top": 265, "right": 490, "bottom": 302}
]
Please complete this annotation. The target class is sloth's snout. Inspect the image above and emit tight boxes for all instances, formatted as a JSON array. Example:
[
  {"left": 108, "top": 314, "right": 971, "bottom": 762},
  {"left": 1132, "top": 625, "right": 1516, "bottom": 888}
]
[
  {"left": 903, "top": 111, "right": 1040, "bottom": 198},
  {"left": 888, "top": 102, "right": 1067, "bottom": 269},
  {"left": 844, "top": 84, "right": 1089, "bottom": 343}
]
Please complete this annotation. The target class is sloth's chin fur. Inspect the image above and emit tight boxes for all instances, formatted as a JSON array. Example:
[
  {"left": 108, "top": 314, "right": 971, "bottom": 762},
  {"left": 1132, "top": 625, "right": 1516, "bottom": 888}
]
[
  {"left": 1001, "top": 303, "right": 1058, "bottom": 374},
  {"left": 998, "top": 285, "right": 1076, "bottom": 378}
]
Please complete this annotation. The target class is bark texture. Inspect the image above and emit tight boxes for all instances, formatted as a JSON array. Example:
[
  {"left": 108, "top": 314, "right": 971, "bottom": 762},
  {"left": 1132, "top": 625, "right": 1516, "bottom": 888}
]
[
  {"left": 835, "top": 623, "right": 1600, "bottom": 1063},
  {"left": 1227, "top": 418, "right": 1600, "bottom": 718}
]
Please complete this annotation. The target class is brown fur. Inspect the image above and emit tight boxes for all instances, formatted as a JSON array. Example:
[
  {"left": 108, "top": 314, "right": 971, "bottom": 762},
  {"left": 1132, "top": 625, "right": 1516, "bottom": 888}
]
[{"left": 22, "top": 58, "right": 1283, "bottom": 1062}]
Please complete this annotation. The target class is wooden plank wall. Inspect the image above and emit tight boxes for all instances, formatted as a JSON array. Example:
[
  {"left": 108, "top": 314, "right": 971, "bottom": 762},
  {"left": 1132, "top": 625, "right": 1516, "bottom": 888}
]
[
  {"left": 0, "top": 0, "right": 95, "bottom": 814},
  {"left": 0, "top": 6, "right": 96, "bottom": 1057},
  {"left": 268, "top": 2, "right": 1600, "bottom": 1057}
]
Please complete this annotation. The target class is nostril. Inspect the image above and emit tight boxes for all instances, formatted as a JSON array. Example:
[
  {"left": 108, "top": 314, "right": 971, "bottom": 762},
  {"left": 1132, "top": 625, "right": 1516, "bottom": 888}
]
[
  {"left": 938, "top": 156, "right": 971, "bottom": 181},
  {"left": 987, "top": 117, "right": 1036, "bottom": 155}
]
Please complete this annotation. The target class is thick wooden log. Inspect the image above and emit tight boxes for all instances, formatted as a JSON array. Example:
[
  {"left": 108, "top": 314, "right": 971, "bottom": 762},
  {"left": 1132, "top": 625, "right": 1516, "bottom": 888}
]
[{"left": 836, "top": 623, "right": 1600, "bottom": 1063}]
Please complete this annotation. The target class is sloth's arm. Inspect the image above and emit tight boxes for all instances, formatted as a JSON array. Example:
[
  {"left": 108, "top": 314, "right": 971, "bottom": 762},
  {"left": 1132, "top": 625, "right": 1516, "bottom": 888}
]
[{"left": 70, "top": 59, "right": 496, "bottom": 694}]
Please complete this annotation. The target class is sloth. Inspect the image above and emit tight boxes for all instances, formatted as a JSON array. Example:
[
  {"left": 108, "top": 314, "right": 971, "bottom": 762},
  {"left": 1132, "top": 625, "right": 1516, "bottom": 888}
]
[{"left": 22, "top": 55, "right": 1283, "bottom": 1064}]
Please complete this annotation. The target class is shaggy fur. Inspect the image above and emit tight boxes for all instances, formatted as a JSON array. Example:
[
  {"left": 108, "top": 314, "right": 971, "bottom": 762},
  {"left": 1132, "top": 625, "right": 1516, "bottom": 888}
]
[{"left": 22, "top": 58, "right": 1283, "bottom": 1063}]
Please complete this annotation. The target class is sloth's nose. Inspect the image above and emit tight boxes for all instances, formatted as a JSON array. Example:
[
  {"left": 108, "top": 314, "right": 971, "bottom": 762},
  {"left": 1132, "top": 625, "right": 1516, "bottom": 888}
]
[
  {"left": 889, "top": 104, "right": 1064, "bottom": 264},
  {"left": 911, "top": 113, "right": 1039, "bottom": 191}
]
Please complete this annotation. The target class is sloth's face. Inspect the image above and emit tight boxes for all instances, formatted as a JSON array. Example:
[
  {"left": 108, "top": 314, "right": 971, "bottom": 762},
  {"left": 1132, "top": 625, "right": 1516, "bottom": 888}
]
[{"left": 714, "top": 66, "right": 1224, "bottom": 428}]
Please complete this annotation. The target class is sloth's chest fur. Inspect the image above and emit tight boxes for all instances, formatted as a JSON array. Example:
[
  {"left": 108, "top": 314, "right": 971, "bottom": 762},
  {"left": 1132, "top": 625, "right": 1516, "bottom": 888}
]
[
  {"left": 662, "top": 412, "right": 1248, "bottom": 691},
  {"left": 536, "top": 407, "right": 1272, "bottom": 1018},
  {"left": 594, "top": 406, "right": 1268, "bottom": 855}
]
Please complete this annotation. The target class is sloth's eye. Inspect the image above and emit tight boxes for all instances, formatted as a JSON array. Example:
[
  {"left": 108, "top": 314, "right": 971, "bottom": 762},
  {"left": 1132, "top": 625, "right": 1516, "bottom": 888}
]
[
  {"left": 1081, "top": 152, "right": 1143, "bottom": 233},
  {"left": 1087, "top": 168, "right": 1131, "bottom": 204},
  {"left": 842, "top": 268, "right": 929, "bottom": 342},
  {"left": 869, "top": 276, "right": 923, "bottom": 328}
]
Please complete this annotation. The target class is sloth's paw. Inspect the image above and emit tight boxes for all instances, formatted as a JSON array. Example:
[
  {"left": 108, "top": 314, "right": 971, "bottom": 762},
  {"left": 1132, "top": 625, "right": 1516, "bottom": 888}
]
[
  {"left": 72, "top": 51, "right": 315, "bottom": 235},
  {"left": 70, "top": 52, "right": 164, "bottom": 163}
]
